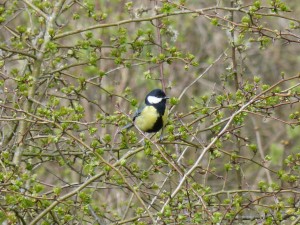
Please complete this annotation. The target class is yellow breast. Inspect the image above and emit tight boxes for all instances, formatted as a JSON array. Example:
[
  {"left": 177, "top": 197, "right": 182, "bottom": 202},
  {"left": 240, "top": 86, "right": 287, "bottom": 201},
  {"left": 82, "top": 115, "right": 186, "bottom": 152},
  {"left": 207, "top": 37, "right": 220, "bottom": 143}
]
[{"left": 135, "top": 106, "right": 160, "bottom": 132}]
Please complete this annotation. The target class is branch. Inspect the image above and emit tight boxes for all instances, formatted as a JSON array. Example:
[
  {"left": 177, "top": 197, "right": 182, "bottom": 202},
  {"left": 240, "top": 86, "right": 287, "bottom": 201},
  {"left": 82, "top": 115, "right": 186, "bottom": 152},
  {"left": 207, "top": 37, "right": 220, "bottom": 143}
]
[
  {"left": 53, "top": 6, "right": 300, "bottom": 41},
  {"left": 21, "top": 0, "right": 48, "bottom": 19},
  {"left": 0, "top": 45, "right": 37, "bottom": 59},
  {"left": 0, "top": 101, "right": 155, "bottom": 224},
  {"left": 177, "top": 50, "right": 226, "bottom": 101},
  {"left": 157, "top": 74, "right": 300, "bottom": 221}
]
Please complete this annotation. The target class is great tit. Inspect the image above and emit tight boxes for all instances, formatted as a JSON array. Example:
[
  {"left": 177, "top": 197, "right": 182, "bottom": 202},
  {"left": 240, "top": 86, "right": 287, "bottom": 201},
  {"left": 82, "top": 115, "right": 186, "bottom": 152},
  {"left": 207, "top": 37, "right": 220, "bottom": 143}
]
[{"left": 125, "top": 89, "right": 169, "bottom": 133}]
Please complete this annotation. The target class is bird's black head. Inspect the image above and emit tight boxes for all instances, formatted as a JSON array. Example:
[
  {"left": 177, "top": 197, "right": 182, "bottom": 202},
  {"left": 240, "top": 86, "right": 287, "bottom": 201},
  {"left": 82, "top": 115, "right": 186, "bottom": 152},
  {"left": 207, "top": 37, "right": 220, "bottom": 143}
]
[{"left": 145, "top": 89, "right": 169, "bottom": 115}]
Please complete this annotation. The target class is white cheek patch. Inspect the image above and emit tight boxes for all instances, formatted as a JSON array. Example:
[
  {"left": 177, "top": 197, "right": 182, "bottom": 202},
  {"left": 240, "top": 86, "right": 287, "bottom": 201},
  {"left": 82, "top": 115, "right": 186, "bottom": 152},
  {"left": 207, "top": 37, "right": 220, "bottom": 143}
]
[{"left": 147, "top": 96, "right": 163, "bottom": 104}]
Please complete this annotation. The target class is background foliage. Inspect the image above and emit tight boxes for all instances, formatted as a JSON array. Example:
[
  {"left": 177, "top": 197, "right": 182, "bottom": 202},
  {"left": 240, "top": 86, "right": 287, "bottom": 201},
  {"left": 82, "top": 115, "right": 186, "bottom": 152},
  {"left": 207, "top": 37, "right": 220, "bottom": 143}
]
[{"left": 1, "top": 0, "right": 300, "bottom": 224}]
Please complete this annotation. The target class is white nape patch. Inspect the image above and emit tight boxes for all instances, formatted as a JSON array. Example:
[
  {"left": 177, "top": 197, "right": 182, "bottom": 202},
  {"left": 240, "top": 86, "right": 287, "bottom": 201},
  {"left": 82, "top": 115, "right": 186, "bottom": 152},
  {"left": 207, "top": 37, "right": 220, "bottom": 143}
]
[{"left": 147, "top": 96, "right": 163, "bottom": 104}]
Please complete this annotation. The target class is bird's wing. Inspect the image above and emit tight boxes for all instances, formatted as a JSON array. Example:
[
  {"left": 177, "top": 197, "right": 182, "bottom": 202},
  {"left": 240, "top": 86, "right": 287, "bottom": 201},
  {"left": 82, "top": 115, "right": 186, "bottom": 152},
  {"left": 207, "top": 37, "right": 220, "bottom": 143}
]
[
  {"left": 121, "top": 104, "right": 145, "bottom": 131},
  {"left": 133, "top": 104, "right": 145, "bottom": 121}
]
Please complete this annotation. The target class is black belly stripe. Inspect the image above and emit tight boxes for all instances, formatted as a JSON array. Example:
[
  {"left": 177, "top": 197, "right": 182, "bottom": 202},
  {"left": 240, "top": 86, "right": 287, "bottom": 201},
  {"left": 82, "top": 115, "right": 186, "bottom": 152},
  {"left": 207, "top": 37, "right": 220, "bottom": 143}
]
[{"left": 146, "top": 116, "right": 163, "bottom": 133}]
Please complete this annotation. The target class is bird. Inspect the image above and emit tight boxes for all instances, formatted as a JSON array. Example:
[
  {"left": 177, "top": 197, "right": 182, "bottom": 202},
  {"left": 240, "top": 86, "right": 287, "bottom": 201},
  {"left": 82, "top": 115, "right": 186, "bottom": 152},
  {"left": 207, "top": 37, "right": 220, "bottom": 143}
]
[{"left": 124, "top": 89, "right": 169, "bottom": 134}]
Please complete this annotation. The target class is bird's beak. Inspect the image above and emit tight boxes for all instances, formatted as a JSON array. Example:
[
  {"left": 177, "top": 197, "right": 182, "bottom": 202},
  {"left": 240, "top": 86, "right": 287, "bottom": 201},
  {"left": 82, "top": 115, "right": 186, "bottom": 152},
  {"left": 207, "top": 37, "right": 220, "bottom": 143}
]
[{"left": 164, "top": 96, "right": 170, "bottom": 100}]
